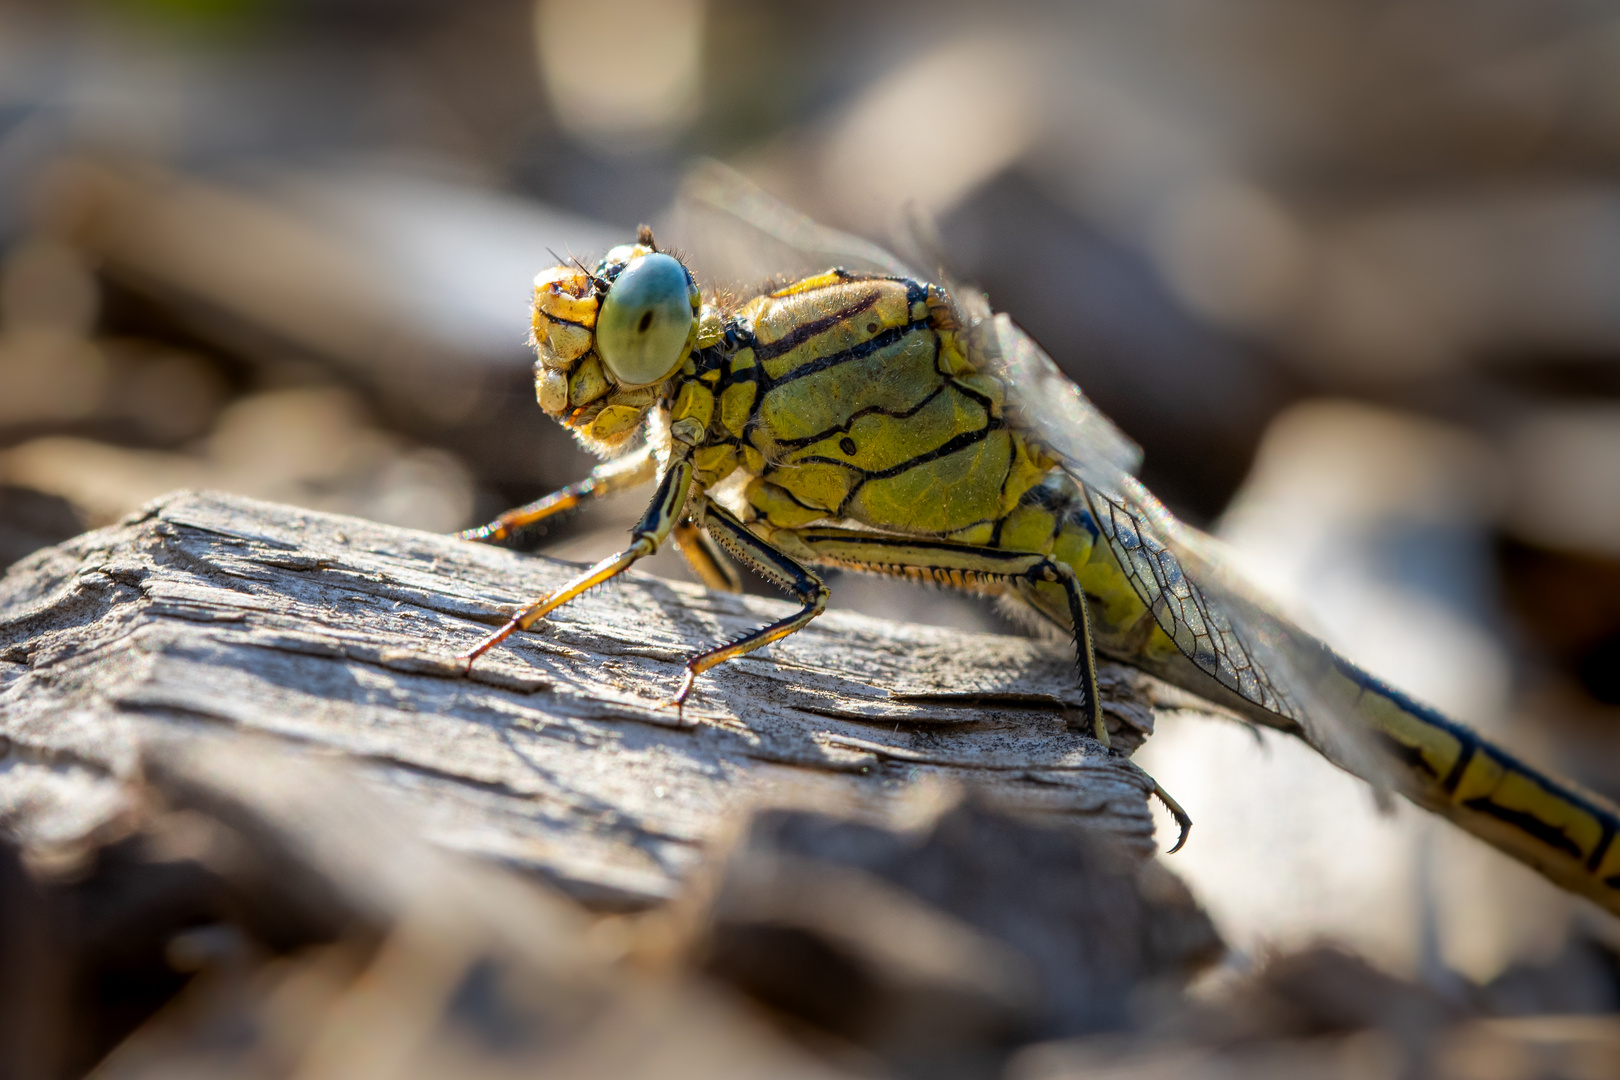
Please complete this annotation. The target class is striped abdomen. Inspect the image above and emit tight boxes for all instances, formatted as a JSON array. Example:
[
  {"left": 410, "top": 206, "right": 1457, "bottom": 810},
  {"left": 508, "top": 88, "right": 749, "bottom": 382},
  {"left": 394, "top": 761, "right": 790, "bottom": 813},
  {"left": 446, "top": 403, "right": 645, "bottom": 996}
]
[{"left": 1001, "top": 476, "right": 1620, "bottom": 913}]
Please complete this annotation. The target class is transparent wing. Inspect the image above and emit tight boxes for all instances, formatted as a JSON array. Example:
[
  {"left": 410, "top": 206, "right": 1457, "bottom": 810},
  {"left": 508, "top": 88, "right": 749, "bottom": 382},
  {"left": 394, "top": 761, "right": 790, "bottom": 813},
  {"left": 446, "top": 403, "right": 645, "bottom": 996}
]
[
  {"left": 665, "top": 160, "right": 919, "bottom": 296},
  {"left": 964, "top": 312, "right": 1142, "bottom": 499},
  {"left": 1088, "top": 476, "right": 1394, "bottom": 795},
  {"left": 1089, "top": 485, "right": 1305, "bottom": 724},
  {"left": 880, "top": 202, "right": 1146, "bottom": 498}
]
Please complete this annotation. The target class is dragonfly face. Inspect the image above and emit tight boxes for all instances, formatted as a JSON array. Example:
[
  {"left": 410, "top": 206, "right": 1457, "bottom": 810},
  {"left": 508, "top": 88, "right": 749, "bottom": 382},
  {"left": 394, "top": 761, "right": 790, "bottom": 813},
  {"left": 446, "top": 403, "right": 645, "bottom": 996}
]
[{"left": 530, "top": 234, "right": 702, "bottom": 454}]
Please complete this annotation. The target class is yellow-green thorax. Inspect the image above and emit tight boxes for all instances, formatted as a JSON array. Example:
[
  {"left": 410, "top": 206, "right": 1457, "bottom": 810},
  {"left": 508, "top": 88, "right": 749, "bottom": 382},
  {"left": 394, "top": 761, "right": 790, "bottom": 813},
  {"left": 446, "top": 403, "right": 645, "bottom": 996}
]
[{"left": 661, "top": 270, "right": 1057, "bottom": 541}]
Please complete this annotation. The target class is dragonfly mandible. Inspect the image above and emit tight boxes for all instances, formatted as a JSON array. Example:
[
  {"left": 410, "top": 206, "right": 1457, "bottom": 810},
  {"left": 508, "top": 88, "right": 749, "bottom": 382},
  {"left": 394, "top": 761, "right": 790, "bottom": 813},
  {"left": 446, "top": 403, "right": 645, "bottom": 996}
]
[{"left": 457, "top": 162, "right": 1620, "bottom": 915}]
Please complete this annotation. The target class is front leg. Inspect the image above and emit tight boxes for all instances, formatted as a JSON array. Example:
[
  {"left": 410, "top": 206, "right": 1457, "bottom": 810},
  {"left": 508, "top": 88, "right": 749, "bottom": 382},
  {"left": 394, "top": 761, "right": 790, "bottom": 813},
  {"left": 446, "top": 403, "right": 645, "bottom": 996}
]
[
  {"left": 459, "top": 444, "right": 656, "bottom": 545},
  {"left": 671, "top": 499, "right": 828, "bottom": 707},
  {"left": 459, "top": 444, "right": 737, "bottom": 591},
  {"left": 457, "top": 452, "right": 693, "bottom": 669}
]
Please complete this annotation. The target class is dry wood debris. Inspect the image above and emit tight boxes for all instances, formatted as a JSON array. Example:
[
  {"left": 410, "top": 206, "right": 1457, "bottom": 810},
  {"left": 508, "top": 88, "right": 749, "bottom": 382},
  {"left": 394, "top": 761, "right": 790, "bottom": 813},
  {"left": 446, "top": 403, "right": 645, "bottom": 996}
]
[{"left": 0, "top": 489, "right": 1181, "bottom": 909}]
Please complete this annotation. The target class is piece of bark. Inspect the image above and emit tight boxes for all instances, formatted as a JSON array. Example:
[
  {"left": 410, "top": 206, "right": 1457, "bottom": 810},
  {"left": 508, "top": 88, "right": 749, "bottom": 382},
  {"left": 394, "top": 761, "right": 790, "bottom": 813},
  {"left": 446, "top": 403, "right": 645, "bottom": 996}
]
[
  {"left": 690, "top": 799, "right": 1223, "bottom": 1061},
  {"left": 0, "top": 490, "right": 1192, "bottom": 910},
  {"left": 89, "top": 735, "right": 853, "bottom": 1080}
]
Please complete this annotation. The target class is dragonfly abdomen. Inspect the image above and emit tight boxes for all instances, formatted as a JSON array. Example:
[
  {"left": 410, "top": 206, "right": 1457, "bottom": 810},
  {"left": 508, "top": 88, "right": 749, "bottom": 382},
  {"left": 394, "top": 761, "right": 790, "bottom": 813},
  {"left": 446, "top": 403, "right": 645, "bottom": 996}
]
[
  {"left": 1329, "top": 659, "right": 1620, "bottom": 906},
  {"left": 1014, "top": 475, "right": 1620, "bottom": 910}
]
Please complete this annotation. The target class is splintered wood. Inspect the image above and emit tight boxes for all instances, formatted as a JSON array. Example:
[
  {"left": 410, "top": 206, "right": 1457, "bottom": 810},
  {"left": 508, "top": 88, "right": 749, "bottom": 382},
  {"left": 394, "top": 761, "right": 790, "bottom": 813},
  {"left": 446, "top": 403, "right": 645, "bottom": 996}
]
[{"left": 0, "top": 490, "right": 1180, "bottom": 909}]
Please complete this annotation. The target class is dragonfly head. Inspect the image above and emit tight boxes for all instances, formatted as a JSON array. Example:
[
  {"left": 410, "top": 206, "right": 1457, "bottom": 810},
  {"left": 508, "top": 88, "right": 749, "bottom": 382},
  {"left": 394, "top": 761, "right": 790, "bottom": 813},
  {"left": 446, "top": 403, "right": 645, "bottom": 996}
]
[{"left": 531, "top": 228, "right": 701, "bottom": 453}]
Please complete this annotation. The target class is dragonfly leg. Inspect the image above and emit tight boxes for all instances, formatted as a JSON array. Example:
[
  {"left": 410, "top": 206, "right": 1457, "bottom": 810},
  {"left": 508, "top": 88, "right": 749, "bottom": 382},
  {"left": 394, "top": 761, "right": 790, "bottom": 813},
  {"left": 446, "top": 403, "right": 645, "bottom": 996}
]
[
  {"left": 667, "top": 498, "right": 828, "bottom": 710},
  {"left": 458, "top": 444, "right": 657, "bottom": 545},
  {"left": 766, "top": 527, "right": 1109, "bottom": 746},
  {"left": 672, "top": 518, "right": 743, "bottom": 592},
  {"left": 457, "top": 455, "right": 692, "bottom": 670},
  {"left": 1119, "top": 758, "right": 1192, "bottom": 853},
  {"left": 1061, "top": 564, "right": 1106, "bottom": 747}
]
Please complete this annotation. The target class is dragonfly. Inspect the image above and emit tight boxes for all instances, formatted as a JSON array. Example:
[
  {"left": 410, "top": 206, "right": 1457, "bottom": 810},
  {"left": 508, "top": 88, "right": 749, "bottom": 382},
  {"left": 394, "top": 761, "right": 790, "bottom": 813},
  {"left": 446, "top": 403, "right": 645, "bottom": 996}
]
[{"left": 457, "top": 161, "right": 1620, "bottom": 916}]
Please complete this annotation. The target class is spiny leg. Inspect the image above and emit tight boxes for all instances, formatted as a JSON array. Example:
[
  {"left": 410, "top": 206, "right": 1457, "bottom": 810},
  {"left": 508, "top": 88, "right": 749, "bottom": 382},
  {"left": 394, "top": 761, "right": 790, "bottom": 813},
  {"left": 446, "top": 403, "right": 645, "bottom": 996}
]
[
  {"left": 1113, "top": 758, "right": 1192, "bottom": 853},
  {"left": 1055, "top": 555, "right": 1105, "bottom": 747},
  {"left": 673, "top": 518, "right": 743, "bottom": 592},
  {"left": 775, "top": 527, "right": 1109, "bottom": 746},
  {"left": 456, "top": 454, "right": 693, "bottom": 669},
  {"left": 668, "top": 498, "right": 828, "bottom": 709},
  {"left": 459, "top": 444, "right": 657, "bottom": 545},
  {"left": 1051, "top": 578, "right": 1196, "bottom": 849}
]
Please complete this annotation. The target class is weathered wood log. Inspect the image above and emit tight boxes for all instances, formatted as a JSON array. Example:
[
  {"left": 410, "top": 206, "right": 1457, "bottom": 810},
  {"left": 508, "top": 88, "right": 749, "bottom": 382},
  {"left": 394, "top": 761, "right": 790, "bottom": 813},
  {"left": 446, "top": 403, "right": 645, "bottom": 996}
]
[{"left": 0, "top": 490, "right": 1196, "bottom": 910}]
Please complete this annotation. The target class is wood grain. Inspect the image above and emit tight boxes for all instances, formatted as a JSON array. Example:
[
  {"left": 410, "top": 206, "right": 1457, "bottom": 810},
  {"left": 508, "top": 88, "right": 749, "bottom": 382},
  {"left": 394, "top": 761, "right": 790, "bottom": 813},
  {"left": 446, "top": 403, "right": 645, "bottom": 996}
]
[{"left": 0, "top": 490, "right": 1195, "bottom": 909}]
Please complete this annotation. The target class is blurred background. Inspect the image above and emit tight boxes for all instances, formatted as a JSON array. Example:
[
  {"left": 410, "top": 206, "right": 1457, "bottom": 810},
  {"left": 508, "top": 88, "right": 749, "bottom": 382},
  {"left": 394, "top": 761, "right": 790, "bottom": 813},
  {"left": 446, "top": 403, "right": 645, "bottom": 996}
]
[{"left": 1, "top": 0, "right": 1619, "bottom": 1018}]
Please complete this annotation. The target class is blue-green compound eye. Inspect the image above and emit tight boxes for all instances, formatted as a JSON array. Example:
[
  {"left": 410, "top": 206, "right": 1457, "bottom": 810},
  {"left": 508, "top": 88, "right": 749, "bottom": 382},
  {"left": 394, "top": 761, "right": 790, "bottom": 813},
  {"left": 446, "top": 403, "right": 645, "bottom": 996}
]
[{"left": 596, "top": 252, "right": 696, "bottom": 387}]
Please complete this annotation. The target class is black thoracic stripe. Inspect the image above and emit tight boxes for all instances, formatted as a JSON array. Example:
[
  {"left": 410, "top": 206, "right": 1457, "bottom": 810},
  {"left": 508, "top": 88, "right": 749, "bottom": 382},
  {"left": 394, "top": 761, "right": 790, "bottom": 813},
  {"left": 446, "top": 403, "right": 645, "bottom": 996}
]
[
  {"left": 774, "top": 383, "right": 949, "bottom": 449},
  {"left": 716, "top": 339, "right": 759, "bottom": 384},
  {"left": 950, "top": 516, "right": 1001, "bottom": 541},
  {"left": 829, "top": 418, "right": 1003, "bottom": 488},
  {"left": 692, "top": 344, "right": 728, "bottom": 377},
  {"left": 751, "top": 289, "right": 885, "bottom": 362},
  {"left": 762, "top": 320, "right": 934, "bottom": 390},
  {"left": 950, "top": 376, "right": 999, "bottom": 412},
  {"left": 765, "top": 482, "right": 827, "bottom": 515},
  {"left": 718, "top": 276, "right": 932, "bottom": 390},
  {"left": 986, "top": 434, "right": 1019, "bottom": 546},
  {"left": 989, "top": 509, "right": 1009, "bottom": 546}
]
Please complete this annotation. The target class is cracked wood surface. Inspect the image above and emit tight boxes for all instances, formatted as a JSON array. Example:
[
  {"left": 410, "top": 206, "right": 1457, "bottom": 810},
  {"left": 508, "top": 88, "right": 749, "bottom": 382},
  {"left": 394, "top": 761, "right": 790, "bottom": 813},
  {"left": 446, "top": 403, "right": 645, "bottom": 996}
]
[{"left": 0, "top": 490, "right": 1193, "bottom": 909}]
